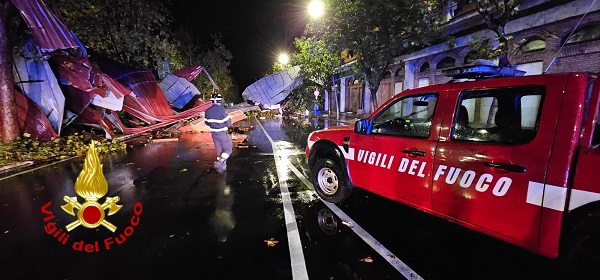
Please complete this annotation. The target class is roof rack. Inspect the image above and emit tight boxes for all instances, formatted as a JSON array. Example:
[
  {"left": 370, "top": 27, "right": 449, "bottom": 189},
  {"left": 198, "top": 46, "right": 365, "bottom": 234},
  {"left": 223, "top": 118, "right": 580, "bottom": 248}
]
[{"left": 443, "top": 59, "right": 526, "bottom": 80}]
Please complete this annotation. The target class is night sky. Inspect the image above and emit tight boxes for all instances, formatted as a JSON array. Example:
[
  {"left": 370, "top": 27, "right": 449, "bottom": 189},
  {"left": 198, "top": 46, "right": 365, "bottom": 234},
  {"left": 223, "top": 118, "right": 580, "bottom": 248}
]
[{"left": 168, "top": 0, "right": 310, "bottom": 92}]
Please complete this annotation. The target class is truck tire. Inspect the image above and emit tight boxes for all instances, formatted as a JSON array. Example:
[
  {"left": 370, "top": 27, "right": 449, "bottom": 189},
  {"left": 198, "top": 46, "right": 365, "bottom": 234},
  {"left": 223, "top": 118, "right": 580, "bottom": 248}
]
[
  {"left": 311, "top": 158, "right": 353, "bottom": 203},
  {"left": 561, "top": 220, "right": 600, "bottom": 279}
]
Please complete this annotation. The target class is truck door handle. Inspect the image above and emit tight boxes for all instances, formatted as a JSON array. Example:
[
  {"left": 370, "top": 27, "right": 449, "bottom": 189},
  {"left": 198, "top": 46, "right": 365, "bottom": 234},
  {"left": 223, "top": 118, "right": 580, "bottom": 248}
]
[
  {"left": 402, "top": 150, "right": 425, "bottom": 157},
  {"left": 484, "top": 162, "right": 526, "bottom": 173}
]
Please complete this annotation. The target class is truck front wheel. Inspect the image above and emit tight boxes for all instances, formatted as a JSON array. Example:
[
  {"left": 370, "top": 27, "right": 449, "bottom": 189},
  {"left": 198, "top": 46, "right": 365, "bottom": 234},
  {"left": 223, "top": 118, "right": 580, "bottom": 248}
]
[
  {"left": 312, "top": 158, "right": 353, "bottom": 203},
  {"left": 562, "top": 219, "right": 600, "bottom": 278}
]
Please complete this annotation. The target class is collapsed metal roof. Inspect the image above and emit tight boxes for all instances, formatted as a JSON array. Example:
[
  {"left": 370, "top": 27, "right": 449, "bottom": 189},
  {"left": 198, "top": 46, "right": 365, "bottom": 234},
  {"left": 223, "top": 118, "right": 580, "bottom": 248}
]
[
  {"left": 9, "top": 0, "right": 239, "bottom": 140},
  {"left": 241, "top": 66, "right": 302, "bottom": 106},
  {"left": 11, "top": 0, "right": 81, "bottom": 55}
]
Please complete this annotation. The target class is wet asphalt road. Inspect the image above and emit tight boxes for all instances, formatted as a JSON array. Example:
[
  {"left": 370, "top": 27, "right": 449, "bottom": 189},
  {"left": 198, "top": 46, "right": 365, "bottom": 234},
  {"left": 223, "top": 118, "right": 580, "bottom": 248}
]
[{"left": 0, "top": 117, "right": 571, "bottom": 279}]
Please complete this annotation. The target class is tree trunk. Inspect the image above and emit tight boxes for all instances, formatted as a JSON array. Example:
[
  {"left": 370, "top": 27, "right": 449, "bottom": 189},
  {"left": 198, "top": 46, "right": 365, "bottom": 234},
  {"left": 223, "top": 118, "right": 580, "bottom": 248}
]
[
  {"left": 0, "top": 1, "right": 19, "bottom": 141},
  {"left": 497, "top": 30, "right": 512, "bottom": 68},
  {"left": 369, "top": 82, "right": 379, "bottom": 110},
  {"left": 496, "top": 25, "right": 512, "bottom": 68}
]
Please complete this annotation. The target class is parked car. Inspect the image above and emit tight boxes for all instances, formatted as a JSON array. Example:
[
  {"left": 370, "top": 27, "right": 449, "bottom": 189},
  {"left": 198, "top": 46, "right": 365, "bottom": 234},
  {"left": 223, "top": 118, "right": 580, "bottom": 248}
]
[{"left": 306, "top": 63, "right": 600, "bottom": 276}]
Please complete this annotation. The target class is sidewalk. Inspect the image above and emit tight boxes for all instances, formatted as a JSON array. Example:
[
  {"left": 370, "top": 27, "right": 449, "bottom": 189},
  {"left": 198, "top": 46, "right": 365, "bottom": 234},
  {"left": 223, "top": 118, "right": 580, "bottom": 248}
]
[{"left": 312, "top": 112, "right": 363, "bottom": 125}]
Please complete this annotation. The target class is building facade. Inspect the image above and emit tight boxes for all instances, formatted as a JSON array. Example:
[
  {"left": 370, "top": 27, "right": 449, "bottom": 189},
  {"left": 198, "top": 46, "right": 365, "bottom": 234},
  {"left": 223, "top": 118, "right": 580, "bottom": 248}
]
[{"left": 330, "top": 0, "right": 600, "bottom": 116}]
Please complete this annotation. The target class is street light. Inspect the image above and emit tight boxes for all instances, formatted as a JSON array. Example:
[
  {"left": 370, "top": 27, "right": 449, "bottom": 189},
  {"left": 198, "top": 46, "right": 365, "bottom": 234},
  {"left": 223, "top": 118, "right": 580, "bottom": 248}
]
[
  {"left": 278, "top": 53, "right": 289, "bottom": 66},
  {"left": 308, "top": 0, "right": 324, "bottom": 18}
]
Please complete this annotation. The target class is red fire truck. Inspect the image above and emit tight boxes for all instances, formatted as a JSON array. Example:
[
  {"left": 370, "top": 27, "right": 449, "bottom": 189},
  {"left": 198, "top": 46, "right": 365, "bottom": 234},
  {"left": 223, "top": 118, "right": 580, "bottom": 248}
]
[{"left": 306, "top": 63, "right": 600, "bottom": 275}]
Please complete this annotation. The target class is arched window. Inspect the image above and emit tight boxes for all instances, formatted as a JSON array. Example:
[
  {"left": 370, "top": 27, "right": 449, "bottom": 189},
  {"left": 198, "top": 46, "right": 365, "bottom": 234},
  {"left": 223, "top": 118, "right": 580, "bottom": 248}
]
[
  {"left": 394, "top": 68, "right": 403, "bottom": 77},
  {"left": 520, "top": 37, "right": 546, "bottom": 53},
  {"left": 420, "top": 62, "right": 430, "bottom": 73},
  {"left": 564, "top": 23, "right": 600, "bottom": 45},
  {"left": 464, "top": 51, "right": 479, "bottom": 65},
  {"left": 436, "top": 57, "right": 456, "bottom": 69}
]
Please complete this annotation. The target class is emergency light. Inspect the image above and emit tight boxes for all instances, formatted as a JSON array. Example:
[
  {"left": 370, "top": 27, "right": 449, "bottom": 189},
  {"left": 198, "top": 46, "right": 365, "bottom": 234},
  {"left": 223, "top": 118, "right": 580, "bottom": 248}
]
[{"left": 443, "top": 59, "right": 525, "bottom": 80}]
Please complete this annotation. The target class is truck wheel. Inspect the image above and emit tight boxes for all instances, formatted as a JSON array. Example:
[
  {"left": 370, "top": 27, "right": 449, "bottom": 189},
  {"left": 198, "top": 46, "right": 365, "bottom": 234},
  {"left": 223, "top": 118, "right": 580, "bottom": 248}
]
[
  {"left": 312, "top": 158, "right": 353, "bottom": 203},
  {"left": 562, "top": 221, "right": 600, "bottom": 278}
]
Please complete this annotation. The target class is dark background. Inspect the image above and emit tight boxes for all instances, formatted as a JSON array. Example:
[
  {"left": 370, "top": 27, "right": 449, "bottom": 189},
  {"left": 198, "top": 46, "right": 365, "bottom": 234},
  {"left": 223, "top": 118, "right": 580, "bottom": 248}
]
[{"left": 169, "top": 0, "right": 310, "bottom": 91}]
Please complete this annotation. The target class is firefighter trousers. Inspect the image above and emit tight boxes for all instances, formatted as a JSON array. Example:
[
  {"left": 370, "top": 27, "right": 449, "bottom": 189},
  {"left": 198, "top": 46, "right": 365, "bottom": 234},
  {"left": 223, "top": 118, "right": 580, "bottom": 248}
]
[{"left": 211, "top": 131, "right": 233, "bottom": 160}]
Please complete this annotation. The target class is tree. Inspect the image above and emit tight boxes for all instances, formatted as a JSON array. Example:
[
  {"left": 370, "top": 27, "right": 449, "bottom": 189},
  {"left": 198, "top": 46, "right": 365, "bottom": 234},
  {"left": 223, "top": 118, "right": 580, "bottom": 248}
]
[
  {"left": 292, "top": 37, "right": 341, "bottom": 88},
  {"left": 285, "top": 36, "right": 341, "bottom": 113},
  {"left": 57, "top": 0, "right": 238, "bottom": 103},
  {"left": 176, "top": 34, "right": 237, "bottom": 104},
  {"left": 198, "top": 37, "right": 237, "bottom": 104},
  {"left": 475, "top": 0, "right": 519, "bottom": 68},
  {"left": 56, "top": 0, "right": 178, "bottom": 71},
  {"left": 0, "top": 1, "right": 20, "bottom": 141},
  {"left": 308, "top": 0, "right": 444, "bottom": 109}
]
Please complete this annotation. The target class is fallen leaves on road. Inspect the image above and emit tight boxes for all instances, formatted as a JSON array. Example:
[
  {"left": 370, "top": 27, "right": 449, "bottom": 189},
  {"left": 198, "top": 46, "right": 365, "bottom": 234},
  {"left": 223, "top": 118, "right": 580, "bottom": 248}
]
[
  {"left": 359, "top": 256, "right": 373, "bottom": 263},
  {"left": 264, "top": 237, "right": 279, "bottom": 247},
  {"left": 180, "top": 168, "right": 188, "bottom": 172}
]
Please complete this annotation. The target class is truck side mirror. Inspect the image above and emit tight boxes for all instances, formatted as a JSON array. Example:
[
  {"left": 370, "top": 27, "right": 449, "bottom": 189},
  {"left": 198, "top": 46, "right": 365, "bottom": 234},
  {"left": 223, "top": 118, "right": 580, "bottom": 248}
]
[{"left": 354, "top": 119, "right": 372, "bottom": 134}]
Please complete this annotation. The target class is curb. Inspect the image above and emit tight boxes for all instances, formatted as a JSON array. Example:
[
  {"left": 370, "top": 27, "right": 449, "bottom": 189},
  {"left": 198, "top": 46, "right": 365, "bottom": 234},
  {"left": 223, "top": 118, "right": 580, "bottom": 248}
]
[{"left": 0, "top": 161, "right": 34, "bottom": 174}]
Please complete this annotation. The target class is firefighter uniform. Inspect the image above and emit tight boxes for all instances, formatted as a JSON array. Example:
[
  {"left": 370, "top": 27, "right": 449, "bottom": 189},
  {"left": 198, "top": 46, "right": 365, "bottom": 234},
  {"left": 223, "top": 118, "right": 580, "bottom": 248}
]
[{"left": 205, "top": 97, "right": 232, "bottom": 171}]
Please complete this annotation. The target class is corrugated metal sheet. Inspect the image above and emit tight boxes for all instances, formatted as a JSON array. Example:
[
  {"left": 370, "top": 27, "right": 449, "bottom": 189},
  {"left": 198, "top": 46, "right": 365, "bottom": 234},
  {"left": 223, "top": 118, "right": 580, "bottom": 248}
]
[
  {"left": 159, "top": 73, "right": 201, "bottom": 111},
  {"left": 172, "top": 65, "right": 204, "bottom": 82},
  {"left": 13, "top": 91, "right": 59, "bottom": 141},
  {"left": 92, "top": 55, "right": 174, "bottom": 121},
  {"left": 73, "top": 107, "right": 116, "bottom": 139},
  {"left": 62, "top": 85, "right": 94, "bottom": 115},
  {"left": 53, "top": 53, "right": 94, "bottom": 92},
  {"left": 10, "top": 0, "right": 80, "bottom": 54},
  {"left": 10, "top": 0, "right": 215, "bottom": 139},
  {"left": 91, "top": 54, "right": 211, "bottom": 123},
  {"left": 12, "top": 56, "right": 65, "bottom": 135},
  {"left": 241, "top": 66, "right": 303, "bottom": 106},
  {"left": 91, "top": 89, "right": 124, "bottom": 111},
  {"left": 53, "top": 53, "right": 132, "bottom": 113}
]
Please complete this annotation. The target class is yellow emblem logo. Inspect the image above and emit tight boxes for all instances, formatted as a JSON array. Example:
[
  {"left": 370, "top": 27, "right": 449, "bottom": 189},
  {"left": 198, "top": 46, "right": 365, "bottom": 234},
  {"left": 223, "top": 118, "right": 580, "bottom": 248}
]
[{"left": 61, "top": 142, "right": 122, "bottom": 232}]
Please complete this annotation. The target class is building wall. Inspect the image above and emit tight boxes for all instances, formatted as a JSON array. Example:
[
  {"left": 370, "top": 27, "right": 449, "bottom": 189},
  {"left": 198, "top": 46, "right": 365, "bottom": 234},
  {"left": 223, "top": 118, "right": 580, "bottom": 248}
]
[
  {"left": 335, "top": 0, "right": 600, "bottom": 116},
  {"left": 511, "top": 11, "right": 600, "bottom": 74},
  {"left": 346, "top": 78, "right": 363, "bottom": 114}
]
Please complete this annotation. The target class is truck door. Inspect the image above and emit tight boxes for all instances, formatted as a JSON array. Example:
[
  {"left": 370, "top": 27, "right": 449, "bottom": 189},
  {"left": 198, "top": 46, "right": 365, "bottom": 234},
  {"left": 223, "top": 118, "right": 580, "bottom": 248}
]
[
  {"left": 347, "top": 90, "right": 446, "bottom": 208},
  {"left": 432, "top": 82, "right": 560, "bottom": 246}
]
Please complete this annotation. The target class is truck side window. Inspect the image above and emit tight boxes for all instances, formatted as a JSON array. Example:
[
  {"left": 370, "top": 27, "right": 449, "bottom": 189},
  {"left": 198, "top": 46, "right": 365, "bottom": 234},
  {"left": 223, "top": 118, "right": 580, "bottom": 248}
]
[
  {"left": 371, "top": 93, "right": 438, "bottom": 138},
  {"left": 452, "top": 86, "right": 544, "bottom": 144}
]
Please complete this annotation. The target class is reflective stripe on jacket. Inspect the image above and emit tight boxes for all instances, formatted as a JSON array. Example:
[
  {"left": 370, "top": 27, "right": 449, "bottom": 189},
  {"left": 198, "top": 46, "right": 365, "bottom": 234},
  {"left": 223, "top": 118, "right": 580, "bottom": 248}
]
[{"left": 205, "top": 104, "right": 231, "bottom": 132}]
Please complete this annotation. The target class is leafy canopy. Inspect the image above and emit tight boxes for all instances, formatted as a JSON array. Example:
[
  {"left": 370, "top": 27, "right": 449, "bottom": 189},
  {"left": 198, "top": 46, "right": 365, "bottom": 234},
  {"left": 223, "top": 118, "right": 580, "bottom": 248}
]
[
  {"left": 279, "top": 37, "right": 341, "bottom": 113},
  {"left": 56, "top": 0, "right": 176, "bottom": 70},
  {"left": 473, "top": 0, "right": 520, "bottom": 67},
  {"left": 292, "top": 37, "right": 341, "bottom": 87},
  {"left": 55, "top": 0, "right": 237, "bottom": 101},
  {"left": 306, "top": 0, "right": 444, "bottom": 108}
]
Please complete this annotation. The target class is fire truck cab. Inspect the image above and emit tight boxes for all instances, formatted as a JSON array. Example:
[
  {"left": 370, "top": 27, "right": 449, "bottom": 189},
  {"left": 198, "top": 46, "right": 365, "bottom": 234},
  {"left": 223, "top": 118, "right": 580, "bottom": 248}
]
[{"left": 306, "top": 63, "right": 600, "bottom": 275}]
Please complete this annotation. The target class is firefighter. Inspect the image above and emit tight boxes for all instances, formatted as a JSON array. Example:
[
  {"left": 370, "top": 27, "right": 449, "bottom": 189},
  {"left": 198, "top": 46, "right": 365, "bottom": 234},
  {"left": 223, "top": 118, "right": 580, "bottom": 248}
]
[{"left": 205, "top": 92, "right": 232, "bottom": 172}]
